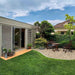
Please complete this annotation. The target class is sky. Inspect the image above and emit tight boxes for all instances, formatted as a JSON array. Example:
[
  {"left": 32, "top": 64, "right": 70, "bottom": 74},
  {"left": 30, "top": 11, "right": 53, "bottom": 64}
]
[{"left": 0, "top": 0, "right": 75, "bottom": 25}]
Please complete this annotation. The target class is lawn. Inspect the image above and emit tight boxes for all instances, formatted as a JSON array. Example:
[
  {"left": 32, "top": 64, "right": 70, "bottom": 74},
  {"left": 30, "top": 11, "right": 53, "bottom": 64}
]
[{"left": 0, "top": 50, "right": 75, "bottom": 75}]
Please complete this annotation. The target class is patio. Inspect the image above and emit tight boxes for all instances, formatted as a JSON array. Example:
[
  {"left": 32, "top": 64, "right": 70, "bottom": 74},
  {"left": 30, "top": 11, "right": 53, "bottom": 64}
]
[
  {"left": 1, "top": 49, "right": 31, "bottom": 60},
  {"left": 34, "top": 48, "right": 75, "bottom": 60}
]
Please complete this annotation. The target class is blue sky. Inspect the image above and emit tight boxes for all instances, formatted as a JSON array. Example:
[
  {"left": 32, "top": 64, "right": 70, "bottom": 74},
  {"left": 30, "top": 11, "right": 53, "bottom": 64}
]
[{"left": 0, "top": 0, "right": 75, "bottom": 25}]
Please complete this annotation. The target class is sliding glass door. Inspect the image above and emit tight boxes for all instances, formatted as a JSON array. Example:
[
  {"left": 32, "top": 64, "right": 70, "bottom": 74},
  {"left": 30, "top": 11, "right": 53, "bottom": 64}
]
[
  {"left": 14, "top": 28, "right": 21, "bottom": 49},
  {"left": 14, "top": 28, "right": 25, "bottom": 50}
]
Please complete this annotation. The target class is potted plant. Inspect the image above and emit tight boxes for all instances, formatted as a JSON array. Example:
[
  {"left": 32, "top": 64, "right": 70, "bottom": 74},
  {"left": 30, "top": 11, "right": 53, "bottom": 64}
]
[
  {"left": 7, "top": 49, "right": 11, "bottom": 56},
  {"left": 3, "top": 48, "right": 7, "bottom": 58},
  {"left": 7, "top": 49, "right": 15, "bottom": 56},
  {"left": 27, "top": 44, "right": 32, "bottom": 49}
]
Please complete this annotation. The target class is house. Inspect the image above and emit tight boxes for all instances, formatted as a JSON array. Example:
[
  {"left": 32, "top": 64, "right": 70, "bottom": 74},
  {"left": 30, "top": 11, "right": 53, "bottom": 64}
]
[
  {"left": 54, "top": 20, "right": 74, "bottom": 34},
  {"left": 0, "top": 16, "right": 36, "bottom": 57}
]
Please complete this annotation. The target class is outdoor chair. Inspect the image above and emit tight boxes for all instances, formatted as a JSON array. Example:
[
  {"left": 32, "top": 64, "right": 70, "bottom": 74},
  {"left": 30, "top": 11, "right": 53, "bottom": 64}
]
[
  {"left": 46, "top": 41, "right": 53, "bottom": 49},
  {"left": 46, "top": 41, "right": 56, "bottom": 51},
  {"left": 46, "top": 40, "right": 60, "bottom": 52},
  {"left": 63, "top": 41, "right": 72, "bottom": 53}
]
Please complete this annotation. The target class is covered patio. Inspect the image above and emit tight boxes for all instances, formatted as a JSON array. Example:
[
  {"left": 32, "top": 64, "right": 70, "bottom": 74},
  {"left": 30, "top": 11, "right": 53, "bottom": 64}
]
[{"left": 0, "top": 16, "right": 36, "bottom": 57}]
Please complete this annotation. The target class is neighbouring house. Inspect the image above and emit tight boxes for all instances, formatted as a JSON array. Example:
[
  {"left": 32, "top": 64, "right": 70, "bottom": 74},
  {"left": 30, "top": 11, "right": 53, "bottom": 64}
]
[
  {"left": 54, "top": 20, "right": 74, "bottom": 35},
  {"left": 0, "top": 16, "right": 36, "bottom": 57}
]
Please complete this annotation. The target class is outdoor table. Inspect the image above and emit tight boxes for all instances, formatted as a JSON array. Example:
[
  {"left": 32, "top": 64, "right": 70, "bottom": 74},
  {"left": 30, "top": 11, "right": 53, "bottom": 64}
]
[{"left": 52, "top": 43, "right": 60, "bottom": 51}]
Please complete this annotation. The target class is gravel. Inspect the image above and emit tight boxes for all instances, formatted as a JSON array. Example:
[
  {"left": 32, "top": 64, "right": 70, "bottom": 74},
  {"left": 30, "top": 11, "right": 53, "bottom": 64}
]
[{"left": 34, "top": 48, "right": 75, "bottom": 60}]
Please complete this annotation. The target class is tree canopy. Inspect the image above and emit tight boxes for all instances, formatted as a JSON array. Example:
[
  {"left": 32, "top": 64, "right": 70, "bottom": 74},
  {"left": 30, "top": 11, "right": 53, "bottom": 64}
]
[
  {"left": 34, "top": 21, "right": 40, "bottom": 27},
  {"left": 34, "top": 20, "right": 54, "bottom": 40},
  {"left": 65, "top": 14, "right": 75, "bottom": 30},
  {"left": 64, "top": 14, "right": 75, "bottom": 40}
]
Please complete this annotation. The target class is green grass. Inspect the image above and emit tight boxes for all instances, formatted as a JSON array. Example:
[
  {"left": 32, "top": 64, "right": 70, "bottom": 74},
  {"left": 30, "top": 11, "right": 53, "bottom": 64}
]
[{"left": 0, "top": 50, "right": 75, "bottom": 75}]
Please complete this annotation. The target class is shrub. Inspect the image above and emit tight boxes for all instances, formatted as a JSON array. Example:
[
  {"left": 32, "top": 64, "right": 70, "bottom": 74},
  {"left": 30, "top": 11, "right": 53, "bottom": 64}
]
[
  {"left": 27, "top": 44, "right": 32, "bottom": 47},
  {"left": 36, "top": 33, "right": 40, "bottom": 38},
  {"left": 3, "top": 48, "right": 7, "bottom": 53},
  {"left": 58, "top": 40, "right": 75, "bottom": 49},
  {"left": 35, "top": 37, "right": 47, "bottom": 48},
  {"left": 8, "top": 49, "right": 11, "bottom": 53},
  {"left": 72, "top": 41, "right": 75, "bottom": 49},
  {"left": 55, "top": 34, "right": 69, "bottom": 43},
  {"left": 54, "top": 31, "right": 75, "bottom": 49},
  {"left": 72, "top": 31, "right": 75, "bottom": 40},
  {"left": 58, "top": 40, "right": 69, "bottom": 48}
]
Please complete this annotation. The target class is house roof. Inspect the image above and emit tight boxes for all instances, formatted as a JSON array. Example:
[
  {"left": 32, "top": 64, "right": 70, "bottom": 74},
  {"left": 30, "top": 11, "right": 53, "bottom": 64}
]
[
  {"left": 54, "top": 20, "right": 70, "bottom": 29},
  {"left": 0, "top": 16, "right": 34, "bottom": 29}
]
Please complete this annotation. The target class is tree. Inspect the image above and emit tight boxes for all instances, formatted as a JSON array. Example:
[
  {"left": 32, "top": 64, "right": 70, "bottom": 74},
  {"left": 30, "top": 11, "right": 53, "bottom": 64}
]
[
  {"left": 34, "top": 21, "right": 41, "bottom": 35},
  {"left": 64, "top": 14, "right": 75, "bottom": 41},
  {"left": 34, "top": 20, "right": 54, "bottom": 40},
  {"left": 40, "top": 20, "right": 54, "bottom": 40},
  {"left": 34, "top": 21, "right": 40, "bottom": 27}
]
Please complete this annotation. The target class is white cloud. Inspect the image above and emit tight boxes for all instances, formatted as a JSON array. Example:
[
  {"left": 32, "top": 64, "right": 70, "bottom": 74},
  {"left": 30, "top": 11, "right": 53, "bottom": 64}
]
[
  {"left": 47, "top": 20, "right": 64, "bottom": 25},
  {"left": 0, "top": 0, "right": 75, "bottom": 18},
  {"left": 27, "top": 22, "right": 35, "bottom": 25},
  {"left": 13, "top": 11, "right": 29, "bottom": 18},
  {"left": 28, "top": 20, "right": 64, "bottom": 25}
]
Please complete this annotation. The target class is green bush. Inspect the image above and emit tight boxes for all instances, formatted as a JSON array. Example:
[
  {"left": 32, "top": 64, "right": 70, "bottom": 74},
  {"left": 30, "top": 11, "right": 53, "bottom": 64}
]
[
  {"left": 27, "top": 44, "right": 32, "bottom": 47},
  {"left": 36, "top": 33, "right": 40, "bottom": 38},
  {"left": 55, "top": 34, "right": 69, "bottom": 43},
  {"left": 71, "top": 31, "right": 75, "bottom": 49},
  {"left": 8, "top": 49, "right": 11, "bottom": 53},
  {"left": 72, "top": 31, "right": 75, "bottom": 41},
  {"left": 34, "top": 38, "right": 47, "bottom": 48},
  {"left": 71, "top": 41, "right": 75, "bottom": 49},
  {"left": 54, "top": 31, "right": 75, "bottom": 49},
  {"left": 58, "top": 40, "right": 69, "bottom": 48},
  {"left": 59, "top": 41, "right": 75, "bottom": 49},
  {"left": 3, "top": 48, "right": 7, "bottom": 53}
]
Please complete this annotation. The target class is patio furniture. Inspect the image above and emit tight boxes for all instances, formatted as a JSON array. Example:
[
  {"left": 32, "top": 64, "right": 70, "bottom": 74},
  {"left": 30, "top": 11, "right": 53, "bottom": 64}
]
[
  {"left": 46, "top": 41, "right": 60, "bottom": 52},
  {"left": 63, "top": 41, "right": 72, "bottom": 53},
  {"left": 52, "top": 43, "right": 60, "bottom": 51},
  {"left": 46, "top": 41, "right": 54, "bottom": 49}
]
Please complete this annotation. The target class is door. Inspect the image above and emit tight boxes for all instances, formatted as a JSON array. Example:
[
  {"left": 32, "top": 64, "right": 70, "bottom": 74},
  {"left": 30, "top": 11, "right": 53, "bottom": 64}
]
[
  {"left": 21, "top": 29, "right": 25, "bottom": 48},
  {"left": 14, "top": 28, "right": 20, "bottom": 49}
]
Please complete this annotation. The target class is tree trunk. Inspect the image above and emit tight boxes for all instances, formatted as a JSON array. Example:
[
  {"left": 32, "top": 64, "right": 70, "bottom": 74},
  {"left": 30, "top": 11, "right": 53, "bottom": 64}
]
[
  {"left": 40, "top": 32, "right": 42, "bottom": 38},
  {"left": 69, "top": 30, "right": 71, "bottom": 41}
]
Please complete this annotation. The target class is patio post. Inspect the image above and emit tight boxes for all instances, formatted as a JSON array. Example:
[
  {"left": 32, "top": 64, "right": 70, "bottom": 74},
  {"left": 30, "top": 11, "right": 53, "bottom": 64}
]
[
  {"left": 0, "top": 25, "right": 2, "bottom": 57},
  {"left": 20, "top": 28, "right": 22, "bottom": 48},
  {"left": 11, "top": 26, "right": 13, "bottom": 51},
  {"left": 11, "top": 26, "right": 15, "bottom": 51},
  {"left": 25, "top": 28, "right": 28, "bottom": 48}
]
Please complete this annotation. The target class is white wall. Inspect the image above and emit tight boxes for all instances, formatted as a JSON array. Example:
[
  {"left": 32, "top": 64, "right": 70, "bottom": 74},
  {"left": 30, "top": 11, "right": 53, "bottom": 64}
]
[{"left": 2, "top": 25, "right": 12, "bottom": 50}]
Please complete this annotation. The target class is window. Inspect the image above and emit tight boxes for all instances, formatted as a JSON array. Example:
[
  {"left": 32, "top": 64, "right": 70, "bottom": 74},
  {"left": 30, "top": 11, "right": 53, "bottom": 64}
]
[
  {"left": 71, "top": 32, "right": 73, "bottom": 35},
  {"left": 61, "top": 32, "right": 64, "bottom": 34}
]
